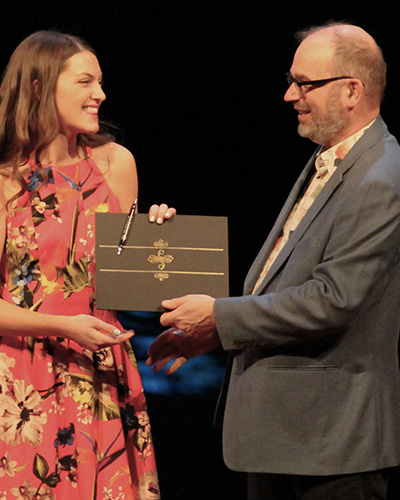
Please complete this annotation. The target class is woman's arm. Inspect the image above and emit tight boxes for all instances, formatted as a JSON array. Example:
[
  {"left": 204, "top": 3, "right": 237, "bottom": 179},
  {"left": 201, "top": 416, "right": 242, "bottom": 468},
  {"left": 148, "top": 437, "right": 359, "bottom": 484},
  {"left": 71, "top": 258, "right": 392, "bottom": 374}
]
[
  {"left": 0, "top": 173, "right": 134, "bottom": 351},
  {"left": 0, "top": 298, "right": 134, "bottom": 351},
  {"left": 92, "top": 142, "right": 176, "bottom": 219}
]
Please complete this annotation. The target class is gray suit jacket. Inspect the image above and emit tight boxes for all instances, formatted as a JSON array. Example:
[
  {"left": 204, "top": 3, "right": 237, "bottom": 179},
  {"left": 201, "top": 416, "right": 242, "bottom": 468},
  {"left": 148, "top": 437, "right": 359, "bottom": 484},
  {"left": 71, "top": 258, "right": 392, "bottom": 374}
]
[{"left": 214, "top": 116, "right": 400, "bottom": 475}]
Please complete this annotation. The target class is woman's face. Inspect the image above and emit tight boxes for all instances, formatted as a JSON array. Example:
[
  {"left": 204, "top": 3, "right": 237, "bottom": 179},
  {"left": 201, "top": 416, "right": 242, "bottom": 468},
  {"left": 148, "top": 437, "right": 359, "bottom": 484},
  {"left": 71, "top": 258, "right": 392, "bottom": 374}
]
[{"left": 55, "top": 50, "right": 106, "bottom": 138}]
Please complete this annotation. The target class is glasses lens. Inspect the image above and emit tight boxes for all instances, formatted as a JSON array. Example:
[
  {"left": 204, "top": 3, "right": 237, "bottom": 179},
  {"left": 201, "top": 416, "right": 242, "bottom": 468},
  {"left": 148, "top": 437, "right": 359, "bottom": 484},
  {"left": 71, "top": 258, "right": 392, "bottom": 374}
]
[{"left": 286, "top": 73, "right": 295, "bottom": 86}]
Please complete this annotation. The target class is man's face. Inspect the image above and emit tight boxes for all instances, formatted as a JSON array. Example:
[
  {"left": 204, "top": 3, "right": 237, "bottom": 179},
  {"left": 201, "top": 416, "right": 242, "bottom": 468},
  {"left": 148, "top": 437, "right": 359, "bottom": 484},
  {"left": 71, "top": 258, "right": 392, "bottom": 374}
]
[{"left": 284, "top": 36, "right": 350, "bottom": 149}]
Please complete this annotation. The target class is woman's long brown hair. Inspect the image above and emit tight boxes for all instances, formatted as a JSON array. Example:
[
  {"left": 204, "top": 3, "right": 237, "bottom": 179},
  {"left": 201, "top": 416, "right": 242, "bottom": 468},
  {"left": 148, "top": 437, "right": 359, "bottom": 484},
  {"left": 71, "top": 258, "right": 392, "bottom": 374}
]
[{"left": 0, "top": 30, "right": 113, "bottom": 206}]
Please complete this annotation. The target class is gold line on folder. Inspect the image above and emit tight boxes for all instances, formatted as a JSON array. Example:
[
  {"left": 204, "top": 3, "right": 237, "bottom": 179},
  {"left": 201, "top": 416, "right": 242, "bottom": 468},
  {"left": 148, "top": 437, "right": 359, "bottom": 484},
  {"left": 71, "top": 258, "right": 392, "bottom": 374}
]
[
  {"left": 99, "top": 245, "right": 224, "bottom": 251},
  {"left": 100, "top": 269, "right": 224, "bottom": 276}
]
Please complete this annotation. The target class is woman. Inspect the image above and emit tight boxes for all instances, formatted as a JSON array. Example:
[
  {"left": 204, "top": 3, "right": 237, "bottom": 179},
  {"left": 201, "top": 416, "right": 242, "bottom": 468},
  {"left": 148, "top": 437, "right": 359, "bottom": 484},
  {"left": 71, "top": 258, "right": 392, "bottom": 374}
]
[{"left": 0, "top": 31, "right": 173, "bottom": 499}]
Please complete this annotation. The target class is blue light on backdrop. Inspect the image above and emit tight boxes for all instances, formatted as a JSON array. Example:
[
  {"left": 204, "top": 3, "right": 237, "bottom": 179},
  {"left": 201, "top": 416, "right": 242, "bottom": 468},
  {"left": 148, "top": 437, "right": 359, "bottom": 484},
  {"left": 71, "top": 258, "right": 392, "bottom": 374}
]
[{"left": 117, "top": 310, "right": 226, "bottom": 396}]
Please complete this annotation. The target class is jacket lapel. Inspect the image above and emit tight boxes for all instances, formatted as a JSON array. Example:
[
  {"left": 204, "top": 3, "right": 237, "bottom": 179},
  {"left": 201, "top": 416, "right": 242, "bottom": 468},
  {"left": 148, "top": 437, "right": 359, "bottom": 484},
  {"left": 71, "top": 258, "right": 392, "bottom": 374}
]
[
  {"left": 244, "top": 154, "right": 317, "bottom": 294},
  {"left": 248, "top": 116, "right": 387, "bottom": 296}
]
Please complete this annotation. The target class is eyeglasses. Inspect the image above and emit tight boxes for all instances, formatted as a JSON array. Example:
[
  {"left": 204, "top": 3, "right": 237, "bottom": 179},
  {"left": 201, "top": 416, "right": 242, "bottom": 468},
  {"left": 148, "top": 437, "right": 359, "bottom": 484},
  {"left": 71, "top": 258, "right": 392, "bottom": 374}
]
[{"left": 286, "top": 73, "right": 353, "bottom": 89}]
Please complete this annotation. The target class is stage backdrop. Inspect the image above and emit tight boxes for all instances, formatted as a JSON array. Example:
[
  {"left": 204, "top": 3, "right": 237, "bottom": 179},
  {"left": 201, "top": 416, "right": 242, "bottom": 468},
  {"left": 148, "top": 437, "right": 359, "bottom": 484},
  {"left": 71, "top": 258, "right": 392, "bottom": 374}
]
[{"left": 3, "top": 2, "right": 400, "bottom": 498}]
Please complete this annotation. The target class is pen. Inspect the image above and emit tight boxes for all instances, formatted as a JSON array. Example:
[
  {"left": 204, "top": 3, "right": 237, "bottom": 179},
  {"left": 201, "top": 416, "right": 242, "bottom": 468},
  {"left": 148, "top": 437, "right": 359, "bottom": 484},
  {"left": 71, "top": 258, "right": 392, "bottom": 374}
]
[{"left": 117, "top": 198, "right": 137, "bottom": 255}]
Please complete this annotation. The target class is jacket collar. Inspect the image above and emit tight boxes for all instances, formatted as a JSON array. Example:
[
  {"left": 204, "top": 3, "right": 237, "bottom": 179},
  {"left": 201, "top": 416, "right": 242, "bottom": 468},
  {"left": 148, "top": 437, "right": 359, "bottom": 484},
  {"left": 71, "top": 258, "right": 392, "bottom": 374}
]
[{"left": 246, "top": 116, "right": 387, "bottom": 295}]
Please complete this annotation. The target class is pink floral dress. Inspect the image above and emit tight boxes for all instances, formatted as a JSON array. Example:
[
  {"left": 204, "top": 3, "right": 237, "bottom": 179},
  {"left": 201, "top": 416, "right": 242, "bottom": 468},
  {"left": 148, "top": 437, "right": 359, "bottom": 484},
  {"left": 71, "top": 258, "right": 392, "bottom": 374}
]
[{"left": 0, "top": 150, "right": 160, "bottom": 500}]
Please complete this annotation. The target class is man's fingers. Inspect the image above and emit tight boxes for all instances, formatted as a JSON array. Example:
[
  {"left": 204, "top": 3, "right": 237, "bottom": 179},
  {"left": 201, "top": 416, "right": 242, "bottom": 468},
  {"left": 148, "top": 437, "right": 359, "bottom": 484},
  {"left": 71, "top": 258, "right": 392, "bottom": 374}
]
[
  {"left": 146, "top": 328, "right": 190, "bottom": 373},
  {"left": 161, "top": 297, "right": 187, "bottom": 310},
  {"left": 166, "top": 356, "right": 189, "bottom": 375},
  {"left": 153, "top": 356, "right": 176, "bottom": 372},
  {"left": 147, "top": 339, "right": 175, "bottom": 359}
]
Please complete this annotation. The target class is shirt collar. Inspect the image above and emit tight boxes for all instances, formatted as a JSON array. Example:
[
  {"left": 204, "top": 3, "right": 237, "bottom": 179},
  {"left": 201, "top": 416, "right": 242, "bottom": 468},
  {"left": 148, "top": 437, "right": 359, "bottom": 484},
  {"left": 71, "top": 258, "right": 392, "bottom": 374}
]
[{"left": 315, "top": 119, "right": 375, "bottom": 178}]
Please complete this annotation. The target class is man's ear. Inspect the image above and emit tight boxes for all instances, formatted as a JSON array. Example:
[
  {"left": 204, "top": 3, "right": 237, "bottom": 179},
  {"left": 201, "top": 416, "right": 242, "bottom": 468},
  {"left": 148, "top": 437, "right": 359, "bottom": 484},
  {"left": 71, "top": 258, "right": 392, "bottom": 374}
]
[{"left": 345, "top": 79, "right": 363, "bottom": 109}]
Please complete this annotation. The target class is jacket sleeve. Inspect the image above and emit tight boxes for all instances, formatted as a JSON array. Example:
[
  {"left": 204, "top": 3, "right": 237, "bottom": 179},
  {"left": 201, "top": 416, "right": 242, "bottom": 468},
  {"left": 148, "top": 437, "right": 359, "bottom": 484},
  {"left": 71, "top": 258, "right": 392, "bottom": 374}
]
[{"left": 214, "top": 162, "right": 400, "bottom": 351}]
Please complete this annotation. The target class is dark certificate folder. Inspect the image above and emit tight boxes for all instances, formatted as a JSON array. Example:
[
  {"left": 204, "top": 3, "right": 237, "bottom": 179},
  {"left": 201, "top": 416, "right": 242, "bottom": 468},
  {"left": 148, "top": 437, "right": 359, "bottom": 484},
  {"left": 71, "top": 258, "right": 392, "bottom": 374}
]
[{"left": 95, "top": 213, "right": 229, "bottom": 311}]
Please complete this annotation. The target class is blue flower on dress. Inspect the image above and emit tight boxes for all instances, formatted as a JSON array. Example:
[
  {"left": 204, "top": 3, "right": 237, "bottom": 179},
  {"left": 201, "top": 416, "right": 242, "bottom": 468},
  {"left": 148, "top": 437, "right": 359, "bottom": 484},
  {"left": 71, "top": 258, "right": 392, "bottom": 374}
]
[
  {"left": 120, "top": 403, "right": 138, "bottom": 435},
  {"left": 13, "top": 257, "right": 39, "bottom": 286},
  {"left": 54, "top": 423, "right": 75, "bottom": 448},
  {"left": 27, "top": 167, "right": 54, "bottom": 192}
]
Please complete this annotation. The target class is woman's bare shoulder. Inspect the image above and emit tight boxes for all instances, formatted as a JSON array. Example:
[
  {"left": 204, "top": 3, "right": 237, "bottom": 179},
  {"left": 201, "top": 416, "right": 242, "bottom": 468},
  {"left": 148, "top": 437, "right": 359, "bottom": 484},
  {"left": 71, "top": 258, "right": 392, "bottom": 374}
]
[
  {"left": 91, "top": 143, "right": 138, "bottom": 212},
  {"left": 90, "top": 142, "right": 136, "bottom": 174}
]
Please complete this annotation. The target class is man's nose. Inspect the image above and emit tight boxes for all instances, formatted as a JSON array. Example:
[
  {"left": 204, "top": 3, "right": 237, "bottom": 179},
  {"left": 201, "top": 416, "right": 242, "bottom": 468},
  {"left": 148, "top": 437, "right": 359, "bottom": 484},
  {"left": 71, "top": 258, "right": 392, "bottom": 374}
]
[{"left": 284, "top": 83, "right": 301, "bottom": 102}]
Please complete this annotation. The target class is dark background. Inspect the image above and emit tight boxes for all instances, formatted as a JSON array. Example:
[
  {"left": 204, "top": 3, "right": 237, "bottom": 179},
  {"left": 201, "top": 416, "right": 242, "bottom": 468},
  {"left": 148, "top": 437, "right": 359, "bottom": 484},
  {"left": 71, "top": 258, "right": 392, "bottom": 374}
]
[{"left": 3, "top": 1, "right": 400, "bottom": 498}]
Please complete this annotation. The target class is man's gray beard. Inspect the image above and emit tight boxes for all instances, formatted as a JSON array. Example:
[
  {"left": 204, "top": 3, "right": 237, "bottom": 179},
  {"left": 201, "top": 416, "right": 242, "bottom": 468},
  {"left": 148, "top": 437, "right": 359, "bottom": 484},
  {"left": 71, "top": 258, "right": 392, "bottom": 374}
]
[
  {"left": 298, "top": 114, "right": 349, "bottom": 146},
  {"left": 297, "top": 87, "right": 349, "bottom": 146}
]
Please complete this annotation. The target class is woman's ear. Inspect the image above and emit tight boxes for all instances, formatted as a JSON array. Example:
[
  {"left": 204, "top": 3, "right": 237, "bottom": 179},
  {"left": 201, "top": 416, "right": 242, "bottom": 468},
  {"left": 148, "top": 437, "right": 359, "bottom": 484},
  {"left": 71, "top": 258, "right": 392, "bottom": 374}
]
[{"left": 32, "top": 79, "right": 40, "bottom": 99}]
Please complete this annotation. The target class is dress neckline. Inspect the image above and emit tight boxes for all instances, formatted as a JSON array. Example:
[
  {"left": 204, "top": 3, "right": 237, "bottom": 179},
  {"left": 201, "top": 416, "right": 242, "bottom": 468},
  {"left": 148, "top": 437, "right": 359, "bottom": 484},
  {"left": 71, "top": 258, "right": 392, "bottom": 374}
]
[{"left": 28, "top": 147, "right": 92, "bottom": 169}]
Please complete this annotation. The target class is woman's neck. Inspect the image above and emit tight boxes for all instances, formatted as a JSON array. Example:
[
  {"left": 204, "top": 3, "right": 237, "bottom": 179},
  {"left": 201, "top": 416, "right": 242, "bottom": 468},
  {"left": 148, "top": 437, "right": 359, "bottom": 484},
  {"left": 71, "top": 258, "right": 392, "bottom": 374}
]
[{"left": 36, "top": 134, "right": 85, "bottom": 166}]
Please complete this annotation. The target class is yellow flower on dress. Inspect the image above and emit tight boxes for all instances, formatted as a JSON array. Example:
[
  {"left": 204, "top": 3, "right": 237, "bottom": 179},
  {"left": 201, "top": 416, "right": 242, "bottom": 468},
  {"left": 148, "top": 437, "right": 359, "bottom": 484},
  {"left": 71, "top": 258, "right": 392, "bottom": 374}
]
[
  {"left": 0, "top": 450, "right": 18, "bottom": 477},
  {"left": 0, "top": 379, "right": 47, "bottom": 448},
  {"left": 94, "top": 348, "right": 115, "bottom": 371},
  {"left": 10, "top": 479, "right": 37, "bottom": 500},
  {"left": 0, "top": 352, "right": 15, "bottom": 393},
  {"left": 8, "top": 220, "right": 38, "bottom": 259},
  {"left": 70, "top": 377, "right": 94, "bottom": 406},
  {"left": 0, "top": 352, "right": 15, "bottom": 378},
  {"left": 137, "top": 470, "right": 160, "bottom": 500},
  {"left": 40, "top": 273, "right": 63, "bottom": 297},
  {"left": 36, "top": 485, "right": 56, "bottom": 500},
  {"left": 102, "top": 486, "right": 114, "bottom": 500},
  {"left": 31, "top": 195, "right": 47, "bottom": 214},
  {"left": 84, "top": 201, "right": 111, "bottom": 216}
]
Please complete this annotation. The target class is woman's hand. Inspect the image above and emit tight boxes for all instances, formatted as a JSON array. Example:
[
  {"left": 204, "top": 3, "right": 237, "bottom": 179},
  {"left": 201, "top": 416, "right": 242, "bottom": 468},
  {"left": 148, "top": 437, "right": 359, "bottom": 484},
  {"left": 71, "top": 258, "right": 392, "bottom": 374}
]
[
  {"left": 148, "top": 204, "right": 176, "bottom": 224},
  {"left": 61, "top": 314, "right": 134, "bottom": 351}
]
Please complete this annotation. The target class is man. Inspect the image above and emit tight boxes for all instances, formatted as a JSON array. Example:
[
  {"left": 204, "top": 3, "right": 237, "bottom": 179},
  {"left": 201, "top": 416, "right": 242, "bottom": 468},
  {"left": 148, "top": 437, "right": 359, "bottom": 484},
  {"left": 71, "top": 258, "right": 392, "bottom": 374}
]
[{"left": 147, "top": 23, "right": 400, "bottom": 499}]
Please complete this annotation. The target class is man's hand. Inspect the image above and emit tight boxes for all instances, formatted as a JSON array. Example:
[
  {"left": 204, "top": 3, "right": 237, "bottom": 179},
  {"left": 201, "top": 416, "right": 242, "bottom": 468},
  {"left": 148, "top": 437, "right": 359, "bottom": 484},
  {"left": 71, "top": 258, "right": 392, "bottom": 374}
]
[
  {"left": 146, "top": 328, "right": 190, "bottom": 374},
  {"left": 160, "top": 294, "right": 217, "bottom": 335},
  {"left": 146, "top": 294, "right": 221, "bottom": 374}
]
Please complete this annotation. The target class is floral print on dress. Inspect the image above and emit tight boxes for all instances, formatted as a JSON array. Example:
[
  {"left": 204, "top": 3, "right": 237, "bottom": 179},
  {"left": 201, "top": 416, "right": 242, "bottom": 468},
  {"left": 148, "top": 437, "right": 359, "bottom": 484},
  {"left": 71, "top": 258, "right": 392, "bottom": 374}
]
[
  {"left": 0, "top": 378, "right": 47, "bottom": 447},
  {"left": 0, "top": 152, "right": 159, "bottom": 499}
]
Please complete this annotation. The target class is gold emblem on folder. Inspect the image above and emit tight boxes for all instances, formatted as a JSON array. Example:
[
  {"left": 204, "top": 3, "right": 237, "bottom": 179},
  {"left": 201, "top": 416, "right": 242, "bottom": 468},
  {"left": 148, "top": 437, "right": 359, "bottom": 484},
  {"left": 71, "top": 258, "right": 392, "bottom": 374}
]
[
  {"left": 96, "top": 213, "right": 229, "bottom": 311},
  {"left": 148, "top": 240, "right": 174, "bottom": 280}
]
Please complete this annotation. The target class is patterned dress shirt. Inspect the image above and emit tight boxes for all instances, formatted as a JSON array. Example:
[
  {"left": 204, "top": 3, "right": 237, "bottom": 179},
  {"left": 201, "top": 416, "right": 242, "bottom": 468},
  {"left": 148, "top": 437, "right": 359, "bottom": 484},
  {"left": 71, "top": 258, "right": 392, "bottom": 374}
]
[{"left": 252, "top": 121, "right": 374, "bottom": 293}]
